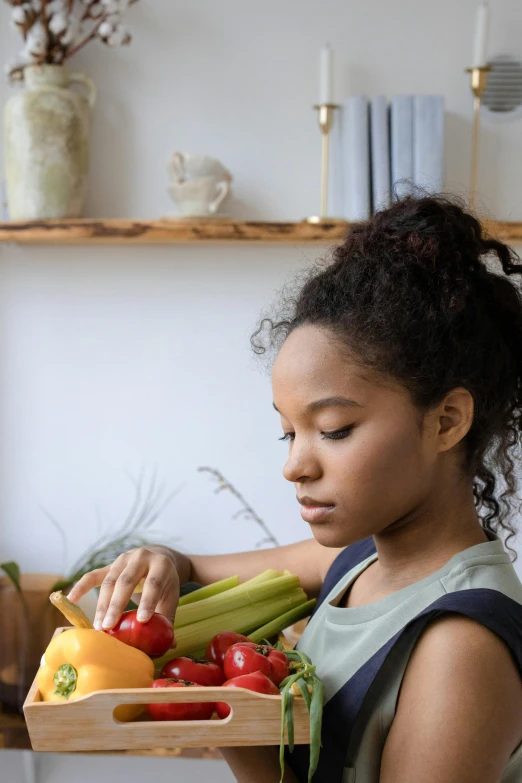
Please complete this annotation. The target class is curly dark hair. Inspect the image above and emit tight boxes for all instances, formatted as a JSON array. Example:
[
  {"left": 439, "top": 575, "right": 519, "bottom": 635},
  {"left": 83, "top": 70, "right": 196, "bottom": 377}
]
[{"left": 251, "top": 195, "right": 522, "bottom": 559}]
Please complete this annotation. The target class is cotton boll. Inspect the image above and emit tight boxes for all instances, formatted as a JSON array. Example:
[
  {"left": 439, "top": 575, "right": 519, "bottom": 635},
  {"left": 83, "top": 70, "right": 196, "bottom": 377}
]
[
  {"left": 97, "top": 20, "right": 114, "bottom": 38},
  {"left": 31, "top": 0, "right": 42, "bottom": 10},
  {"left": 45, "top": 0, "right": 65, "bottom": 15},
  {"left": 26, "top": 21, "right": 49, "bottom": 56},
  {"left": 49, "top": 11, "right": 68, "bottom": 35},
  {"left": 10, "top": 5, "right": 27, "bottom": 23},
  {"left": 101, "top": 0, "right": 121, "bottom": 14},
  {"left": 107, "top": 25, "right": 130, "bottom": 46},
  {"left": 5, "top": 60, "right": 25, "bottom": 80},
  {"left": 22, "top": 41, "right": 43, "bottom": 62}
]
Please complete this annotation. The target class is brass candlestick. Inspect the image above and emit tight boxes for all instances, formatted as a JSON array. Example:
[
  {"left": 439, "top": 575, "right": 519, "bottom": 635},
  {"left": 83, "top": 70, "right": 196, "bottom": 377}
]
[
  {"left": 466, "top": 65, "right": 491, "bottom": 212},
  {"left": 306, "top": 103, "right": 343, "bottom": 224}
]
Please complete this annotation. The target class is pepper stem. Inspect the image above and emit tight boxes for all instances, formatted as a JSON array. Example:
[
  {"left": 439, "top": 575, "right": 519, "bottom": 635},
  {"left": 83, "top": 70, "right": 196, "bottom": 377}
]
[{"left": 53, "top": 663, "right": 78, "bottom": 699}]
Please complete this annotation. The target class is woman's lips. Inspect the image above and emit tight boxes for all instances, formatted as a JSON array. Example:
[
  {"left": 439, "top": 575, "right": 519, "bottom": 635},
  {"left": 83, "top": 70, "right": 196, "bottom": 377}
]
[{"left": 300, "top": 504, "right": 335, "bottom": 523}]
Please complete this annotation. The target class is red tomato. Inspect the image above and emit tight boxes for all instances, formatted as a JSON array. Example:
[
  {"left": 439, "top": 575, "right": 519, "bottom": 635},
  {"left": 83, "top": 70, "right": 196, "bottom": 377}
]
[
  {"left": 104, "top": 610, "right": 173, "bottom": 657},
  {"left": 205, "top": 631, "right": 250, "bottom": 667},
  {"left": 161, "top": 656, "right": 225, "bottom": 687},
  {"left": 146, "top": 678, "right": 214, "bottom": 721},
  {"left": 215, "top": 671, "right": 280, "bottom": 719},
  {"left": 223, "top": 642, "right": 290, "bottom": 686}
]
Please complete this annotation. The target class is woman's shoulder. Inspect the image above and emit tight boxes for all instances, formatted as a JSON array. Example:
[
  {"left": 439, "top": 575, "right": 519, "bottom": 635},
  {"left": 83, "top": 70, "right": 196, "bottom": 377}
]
[{"left": 380, "top": 613, "right": 522, "bottom": 782}]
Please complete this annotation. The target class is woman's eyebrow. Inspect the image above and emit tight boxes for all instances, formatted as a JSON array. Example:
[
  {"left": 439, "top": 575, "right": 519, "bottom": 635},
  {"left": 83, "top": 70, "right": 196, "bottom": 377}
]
[{"left": 272, "top": 396, "right": 363, "bottom": 414}]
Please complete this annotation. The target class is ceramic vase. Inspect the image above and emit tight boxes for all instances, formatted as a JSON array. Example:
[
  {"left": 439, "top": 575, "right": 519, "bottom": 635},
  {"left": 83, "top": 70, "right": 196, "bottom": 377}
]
[{"left": 4, "top": 64, "right": 96, "bottom": 220}]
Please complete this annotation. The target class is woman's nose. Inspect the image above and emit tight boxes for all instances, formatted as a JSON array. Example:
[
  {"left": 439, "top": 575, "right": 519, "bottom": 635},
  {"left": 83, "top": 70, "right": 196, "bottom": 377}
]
[{"left": 282, "top": 440, "right": 321, "bottom": 484}]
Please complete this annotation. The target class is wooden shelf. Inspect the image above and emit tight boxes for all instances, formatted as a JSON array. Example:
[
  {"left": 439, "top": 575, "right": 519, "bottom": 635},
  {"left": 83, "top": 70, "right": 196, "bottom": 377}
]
[
  {"left": 0, "top": 218, "right": 520, "bottom": 246},
  {"left": 0, "top": 218, "right": 350, "bottom": 245}
]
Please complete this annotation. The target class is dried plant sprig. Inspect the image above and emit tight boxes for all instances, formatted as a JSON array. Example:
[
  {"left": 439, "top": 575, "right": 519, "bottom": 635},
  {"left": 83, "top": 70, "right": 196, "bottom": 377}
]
[
  {"left": 46, "top": 469, "right": 184, "bottom": 592},
  {"left": 4, "top": 0, "right": 139, "bottom": 80},
  {"left": 198, "top": 466, "right": 280, "bottom": 548}
]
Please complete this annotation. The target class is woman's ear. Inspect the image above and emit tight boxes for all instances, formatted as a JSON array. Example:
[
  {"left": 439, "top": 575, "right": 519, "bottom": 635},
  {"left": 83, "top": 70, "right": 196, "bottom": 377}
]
[{"left": 433, "top": 387, "right": 475, "bottom": 453}]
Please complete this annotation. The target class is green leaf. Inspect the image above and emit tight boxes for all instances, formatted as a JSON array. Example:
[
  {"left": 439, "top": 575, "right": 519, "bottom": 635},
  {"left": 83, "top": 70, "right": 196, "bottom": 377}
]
[
  {"left": 50, "top": 578, "right": 74, "bottom": 593},
  {"left": 0, "top": 561, "right": 22, "bottom": 593}
]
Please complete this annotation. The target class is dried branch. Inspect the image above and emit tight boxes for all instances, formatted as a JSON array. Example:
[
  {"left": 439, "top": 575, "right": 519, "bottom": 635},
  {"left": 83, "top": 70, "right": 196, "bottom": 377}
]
[
  {"left": 65, "top": 15, "right": 103, "bottom": 59},
  {"left": 198, "top": 467, "right": 280, "bottom": 548}
]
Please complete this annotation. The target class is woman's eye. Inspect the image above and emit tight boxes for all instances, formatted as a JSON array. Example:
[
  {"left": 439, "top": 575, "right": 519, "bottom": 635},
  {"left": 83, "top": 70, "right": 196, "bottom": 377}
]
[
  {"left": 322, "top": 427, "right": 353, "bottom": 440},
  {"left": 278, "top": 426, "right": 353, "bottom": 443}
]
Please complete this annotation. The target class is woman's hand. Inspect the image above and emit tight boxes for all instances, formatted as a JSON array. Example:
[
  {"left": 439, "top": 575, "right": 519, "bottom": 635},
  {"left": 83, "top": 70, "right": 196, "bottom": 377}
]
[{"left": 67, "top": 545, "right": 186, "bottom": 631}]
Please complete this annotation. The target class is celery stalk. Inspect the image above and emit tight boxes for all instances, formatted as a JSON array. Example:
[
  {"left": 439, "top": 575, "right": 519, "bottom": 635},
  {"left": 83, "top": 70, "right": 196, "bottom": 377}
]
[
  {"left": 178, "top": 576, "right": 239, "bottom": 607},
  {"left": 174, "top": 574, "right": 300, "bottom": 628},
  {"left": 156, "top": 589, "right": 308, "bottom": 666},
  {"left": 240, "top": 569, "right": 282, "bottom": 586},
  {"left": 247, "top": 599, "right": 316, "bottom": 644},
  {"left": 177, "top": 569, "right": 278, "bottom": 609}
]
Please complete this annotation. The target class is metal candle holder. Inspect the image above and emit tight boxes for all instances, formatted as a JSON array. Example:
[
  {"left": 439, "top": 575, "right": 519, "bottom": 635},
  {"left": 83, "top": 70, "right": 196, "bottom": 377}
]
[
  {"left": 306, "top": 103, "right": 343, "bottom": 224},
  {"left": 466, "top": 64, "right": 491, "bottom": 212}
]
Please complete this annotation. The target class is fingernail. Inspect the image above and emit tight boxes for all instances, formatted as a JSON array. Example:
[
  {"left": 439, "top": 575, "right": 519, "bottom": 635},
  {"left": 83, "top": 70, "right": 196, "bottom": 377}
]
[
  {"left": 102, "top": 614, "right": 115, "bottom": 629},
  {"left": 137, "top": 609, "right": 150, "bottom": 622},
  {"left": 94, "top": 618, "right": 103, "bottom": 631}
]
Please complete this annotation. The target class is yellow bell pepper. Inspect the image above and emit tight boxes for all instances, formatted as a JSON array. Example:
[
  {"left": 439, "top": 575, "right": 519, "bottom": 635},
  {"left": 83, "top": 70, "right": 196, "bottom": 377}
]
[{"left": 37, "top": 628, "right": 155, "bottom": 721}]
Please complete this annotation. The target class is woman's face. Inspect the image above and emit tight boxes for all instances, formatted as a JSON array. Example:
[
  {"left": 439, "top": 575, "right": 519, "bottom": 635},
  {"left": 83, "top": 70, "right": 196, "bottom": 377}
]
[{"left": 271, "top": 324, "right": 440, "bottom": 548}]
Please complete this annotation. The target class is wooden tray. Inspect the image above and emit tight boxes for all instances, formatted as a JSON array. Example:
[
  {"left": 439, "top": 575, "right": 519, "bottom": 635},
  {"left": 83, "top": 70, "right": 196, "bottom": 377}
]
[{"left": 23, "top": 629, "right": 311, "bottom": 752}]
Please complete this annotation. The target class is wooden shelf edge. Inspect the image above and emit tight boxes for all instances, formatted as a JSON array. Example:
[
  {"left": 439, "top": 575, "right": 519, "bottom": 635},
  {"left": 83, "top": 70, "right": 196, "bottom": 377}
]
[
  {"left": 0, "top": 218, "right": 520, "bottom": 245},
  {"left": 0, "top": 219, "right": 350, "bottom": 245}
]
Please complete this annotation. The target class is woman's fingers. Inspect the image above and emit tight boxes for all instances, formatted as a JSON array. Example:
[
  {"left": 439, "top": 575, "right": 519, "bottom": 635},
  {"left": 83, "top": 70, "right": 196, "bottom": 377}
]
[
  {"left": 67, "top": 548, "right": 180, "bottom": 633},
  {"left": 67, "top": 566, "right": 110, "bottom": 603},
  {"left": 138, "top": 560, "right": 180, "bottom": 625},
  {"left": 97, "top": 557, "right": 147, "bottom": 630}
]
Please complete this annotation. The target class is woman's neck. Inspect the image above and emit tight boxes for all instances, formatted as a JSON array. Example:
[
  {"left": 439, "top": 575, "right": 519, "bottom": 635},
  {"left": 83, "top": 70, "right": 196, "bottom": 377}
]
[{"left": 370, "top": 486, "right": 489, "bottom": 595}]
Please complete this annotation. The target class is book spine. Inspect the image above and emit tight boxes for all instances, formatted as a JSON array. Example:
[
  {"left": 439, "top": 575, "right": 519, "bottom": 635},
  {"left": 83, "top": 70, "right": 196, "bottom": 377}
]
[
  {"left": 413, "top": 95, "right": 445, "bottom": 192},
  {"left": 327, "top": 104, "right": 344, "bottom": 218},
  {"left": 370, "top": 96, "right": 391, "bottom": 212},
  {"left": 342, "top": 96, "right": 371, "bottom": 221},
  {"left": 390, "top": 95, "right": 414, "bottom": 199}
]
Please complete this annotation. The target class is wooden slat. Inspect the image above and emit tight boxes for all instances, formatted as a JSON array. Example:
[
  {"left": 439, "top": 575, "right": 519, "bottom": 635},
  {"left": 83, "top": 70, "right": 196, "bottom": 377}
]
[
  {"left": 483, "top": 220, "right": 522, "bottom": 243},
  {"left": 0, "top": 218, "right": 520, "bottom": 246},
  {"left": 0, "top": 218, "right": 350, "bottom": 245}
]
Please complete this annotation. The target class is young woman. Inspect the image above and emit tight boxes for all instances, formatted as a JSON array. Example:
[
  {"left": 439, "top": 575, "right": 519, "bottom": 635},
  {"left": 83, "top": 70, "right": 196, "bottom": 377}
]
[{"left": 69, "top": 196, "right": 522, "bottom": 783}]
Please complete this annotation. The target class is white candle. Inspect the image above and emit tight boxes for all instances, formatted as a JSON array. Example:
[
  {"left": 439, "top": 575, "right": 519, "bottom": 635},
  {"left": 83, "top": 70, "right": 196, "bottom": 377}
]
[
  {"left": 472, "top": 3, "right": 489, "bottom": 68},
  {"left": 319, "top": 43, "right": 333, "bottom": 104}
]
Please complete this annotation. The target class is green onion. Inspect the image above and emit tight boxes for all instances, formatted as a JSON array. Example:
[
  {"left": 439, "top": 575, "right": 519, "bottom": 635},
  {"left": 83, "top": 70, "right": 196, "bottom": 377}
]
[
  {"left": 297, "top": 678, "right": 312, "bottom": 712},
  {"left": 308, "top": 678, "right": 324, "bottom": 782},
  {"left": 285, "top": 690, "right": 295, "bottom": 752}
]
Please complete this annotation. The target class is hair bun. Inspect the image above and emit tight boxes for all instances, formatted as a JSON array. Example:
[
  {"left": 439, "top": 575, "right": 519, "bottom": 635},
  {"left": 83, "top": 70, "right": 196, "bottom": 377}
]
[{"left": 368, "top": 195, "right": 484, "bottom": 276}]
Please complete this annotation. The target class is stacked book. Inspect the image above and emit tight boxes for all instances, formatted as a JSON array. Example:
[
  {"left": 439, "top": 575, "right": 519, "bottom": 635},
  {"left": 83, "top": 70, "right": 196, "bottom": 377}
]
[{"left": 328, "top": 95, "right": 445, "bottom": 220}]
